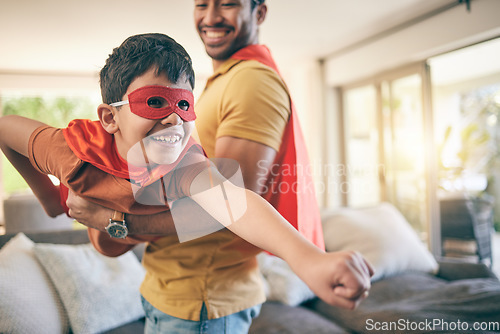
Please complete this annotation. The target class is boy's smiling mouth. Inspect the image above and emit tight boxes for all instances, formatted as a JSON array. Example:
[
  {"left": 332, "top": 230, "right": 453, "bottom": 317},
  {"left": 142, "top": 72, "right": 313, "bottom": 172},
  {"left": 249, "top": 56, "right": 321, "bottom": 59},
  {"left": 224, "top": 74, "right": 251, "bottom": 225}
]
[
  {"left": 147, "top": 126, "right": 185, "bottom": 146},
  {"left": 151, "top": 134, "right": 181, "bottom": 144}
]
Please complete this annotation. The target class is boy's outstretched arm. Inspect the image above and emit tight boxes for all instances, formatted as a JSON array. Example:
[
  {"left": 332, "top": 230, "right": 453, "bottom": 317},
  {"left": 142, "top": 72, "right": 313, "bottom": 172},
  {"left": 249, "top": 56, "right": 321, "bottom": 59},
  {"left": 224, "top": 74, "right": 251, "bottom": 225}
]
[
  {"left": 0, "top": 115, "right": 65, "bottom": 217},
  {"left": 189, "top": 168, "right": 374, "bottom": 310},
  {"left": 237, "top": 192, "right": 373, "bottom": 309}
]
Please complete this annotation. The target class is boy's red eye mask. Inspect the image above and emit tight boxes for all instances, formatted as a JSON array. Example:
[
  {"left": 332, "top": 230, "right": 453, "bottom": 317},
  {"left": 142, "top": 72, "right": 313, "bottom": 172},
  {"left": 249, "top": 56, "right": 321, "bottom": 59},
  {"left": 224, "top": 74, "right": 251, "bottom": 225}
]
[{"left": 110, "top": 85, "right": 196, "bottom": 121}]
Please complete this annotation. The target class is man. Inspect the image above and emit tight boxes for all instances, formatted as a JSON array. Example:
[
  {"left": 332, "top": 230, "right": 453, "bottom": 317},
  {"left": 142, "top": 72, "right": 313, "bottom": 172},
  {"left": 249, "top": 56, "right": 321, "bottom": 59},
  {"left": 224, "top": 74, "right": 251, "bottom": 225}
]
[
  {"left": 68, "top": 1, "right": 372, "bottom": 332},
  {"left": 192, "top": 0, "right": 325, "bottom": 248}
]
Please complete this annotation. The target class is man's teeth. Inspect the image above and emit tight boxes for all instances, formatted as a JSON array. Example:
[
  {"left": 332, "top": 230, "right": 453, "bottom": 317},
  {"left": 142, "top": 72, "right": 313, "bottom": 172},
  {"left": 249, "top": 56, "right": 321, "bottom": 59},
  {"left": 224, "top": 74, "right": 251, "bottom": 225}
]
[
  {"left": 153, "top": 135, "right": 181, "bottom": 144},
  {"left": 206, "top": 31, "right": 226, "bottom": 38}
]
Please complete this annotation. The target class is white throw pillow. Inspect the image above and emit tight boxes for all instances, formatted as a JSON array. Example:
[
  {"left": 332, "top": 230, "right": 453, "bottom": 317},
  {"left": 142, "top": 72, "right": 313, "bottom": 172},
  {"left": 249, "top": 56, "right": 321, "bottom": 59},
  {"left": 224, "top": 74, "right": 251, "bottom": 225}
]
[
  {"left": 0, "top": 233, "right": 70, "bottom": 334},
  {"left": 34, "top": 243, "right": 145, "bottom": 334},
  {"left": 322, "top": 202, "right": 439, "bottom": 281},
  {"left": 257, "top": 252, "right": 316, "bottom": 306}
]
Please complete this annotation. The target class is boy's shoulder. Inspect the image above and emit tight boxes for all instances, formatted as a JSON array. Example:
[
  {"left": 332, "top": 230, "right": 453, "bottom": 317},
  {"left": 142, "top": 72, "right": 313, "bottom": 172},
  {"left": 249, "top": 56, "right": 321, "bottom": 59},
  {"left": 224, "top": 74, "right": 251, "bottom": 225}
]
[{"left": 63, "top": 119, "right": 129, "bottom": 178}]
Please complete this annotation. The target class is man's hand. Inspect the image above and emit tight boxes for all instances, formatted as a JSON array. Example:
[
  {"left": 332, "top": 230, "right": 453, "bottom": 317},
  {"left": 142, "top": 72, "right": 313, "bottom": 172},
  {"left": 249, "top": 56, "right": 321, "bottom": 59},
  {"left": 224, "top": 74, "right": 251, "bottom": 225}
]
[
  {"left": 67, "top": 191, "right": 178, "bottom": 236},
  {"left": 66, "top": 190, "right": 112, "bottom": 231},
  {"left": 302, "top": 251, "right": 374, "bottom": 310}
]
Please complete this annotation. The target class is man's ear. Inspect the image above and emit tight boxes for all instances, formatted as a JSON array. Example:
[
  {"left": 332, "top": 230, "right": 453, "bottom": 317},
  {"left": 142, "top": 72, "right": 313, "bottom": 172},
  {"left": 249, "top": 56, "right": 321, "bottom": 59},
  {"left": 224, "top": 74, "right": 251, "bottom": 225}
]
[
  {"left": 98, "top": 104, "right": 119, "bottom": 134},
  {"left": 256, "top": 3, "right": 267, "bottom": 25}
]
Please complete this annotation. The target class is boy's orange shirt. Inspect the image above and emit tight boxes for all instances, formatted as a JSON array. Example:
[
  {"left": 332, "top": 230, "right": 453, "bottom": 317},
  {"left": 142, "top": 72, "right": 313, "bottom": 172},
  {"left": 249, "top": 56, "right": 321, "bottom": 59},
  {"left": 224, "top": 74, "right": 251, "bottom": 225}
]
[
  {"left": 28, "top": 121, "right": 202, "bottom": 215},
  {"left": 28, "top": 121, "right": 205, "bottom": 252}
]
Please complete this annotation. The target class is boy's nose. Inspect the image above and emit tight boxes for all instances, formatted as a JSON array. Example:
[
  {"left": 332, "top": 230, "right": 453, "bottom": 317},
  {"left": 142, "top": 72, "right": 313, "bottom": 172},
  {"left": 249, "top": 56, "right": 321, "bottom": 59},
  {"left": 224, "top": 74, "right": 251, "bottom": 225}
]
[{"left": 160, "top": 112, "right": 183, "bottom": 126}]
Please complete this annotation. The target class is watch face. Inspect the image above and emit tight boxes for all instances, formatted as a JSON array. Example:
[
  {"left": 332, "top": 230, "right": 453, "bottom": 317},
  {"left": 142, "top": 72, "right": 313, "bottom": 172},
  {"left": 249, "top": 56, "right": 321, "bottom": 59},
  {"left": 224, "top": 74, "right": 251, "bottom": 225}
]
[{"left": 107, "top": 223, "right": 127, "bottom": 238}]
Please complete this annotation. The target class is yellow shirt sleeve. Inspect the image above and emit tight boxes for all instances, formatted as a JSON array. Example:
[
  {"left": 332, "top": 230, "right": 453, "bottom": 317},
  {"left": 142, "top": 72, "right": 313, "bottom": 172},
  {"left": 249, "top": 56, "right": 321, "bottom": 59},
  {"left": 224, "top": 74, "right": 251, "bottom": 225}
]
[{"left": 217, "top": 62, "right": 291, "bottom": 152}]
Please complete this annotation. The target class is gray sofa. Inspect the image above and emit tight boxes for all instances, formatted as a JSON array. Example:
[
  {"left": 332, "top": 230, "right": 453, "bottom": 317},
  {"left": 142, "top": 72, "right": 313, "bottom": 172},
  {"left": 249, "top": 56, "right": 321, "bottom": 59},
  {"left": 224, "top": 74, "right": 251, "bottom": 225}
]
[
  {"left": 0, "top": 203, "right": 500, "bottom": 334},
  {"left": 1, "top": 227, "right": 500, "bottom": 334}
]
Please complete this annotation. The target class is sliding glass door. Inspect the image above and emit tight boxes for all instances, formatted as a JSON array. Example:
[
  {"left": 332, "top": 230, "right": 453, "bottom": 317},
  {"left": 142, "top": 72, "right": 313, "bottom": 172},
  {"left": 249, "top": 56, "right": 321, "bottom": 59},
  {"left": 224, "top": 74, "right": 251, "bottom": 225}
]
[
  {"left": 429, "top": 38, "right": 500, "bottom": 232},
  {"left": 381, "top": 73, "right": 428, "bottom": 237},
  {"left": 340, "top": 38, "right": 500, "bottom": 253},
  {"left": 342, "top": 63, "right": 436, "bottom": 245}
]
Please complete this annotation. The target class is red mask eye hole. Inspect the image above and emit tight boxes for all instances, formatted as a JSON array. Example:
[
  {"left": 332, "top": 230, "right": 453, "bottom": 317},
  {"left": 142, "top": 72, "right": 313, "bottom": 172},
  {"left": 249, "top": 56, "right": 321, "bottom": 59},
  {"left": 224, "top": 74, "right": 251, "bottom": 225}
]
[
  {"left": 147, "top": 97, "right": 168, "bottom": 108},
  {"left": 177, "top": 100, "right": 190, "bottom": 111}
]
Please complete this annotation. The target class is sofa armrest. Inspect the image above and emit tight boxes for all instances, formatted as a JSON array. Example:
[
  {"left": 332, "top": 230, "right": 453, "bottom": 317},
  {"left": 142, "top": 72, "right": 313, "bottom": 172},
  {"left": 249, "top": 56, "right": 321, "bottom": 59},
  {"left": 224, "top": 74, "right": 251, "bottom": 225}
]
[
  {"left": 0, "top": 229, "right": 145, "bottom": 261},
  {"left": 0, "top": 229, "right": 89, "bottom": 249},
  {"left": 436, "top": 258, "right": 498, "bottom": 281}
]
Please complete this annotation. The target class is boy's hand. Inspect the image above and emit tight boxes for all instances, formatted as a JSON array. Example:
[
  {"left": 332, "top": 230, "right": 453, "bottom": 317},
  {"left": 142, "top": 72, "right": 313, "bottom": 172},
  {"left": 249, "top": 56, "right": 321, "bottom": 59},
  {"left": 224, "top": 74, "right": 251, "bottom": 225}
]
[{"left": 302, "top": 251, "right": 374, "bottom": 310}]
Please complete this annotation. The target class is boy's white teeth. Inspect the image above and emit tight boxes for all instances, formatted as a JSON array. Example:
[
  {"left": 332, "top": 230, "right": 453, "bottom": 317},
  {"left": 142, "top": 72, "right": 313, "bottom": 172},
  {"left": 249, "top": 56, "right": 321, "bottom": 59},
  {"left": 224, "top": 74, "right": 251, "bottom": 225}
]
[
  {"left": 206, "top": 31, "right": 226, "bottom": 38},
  {"left": 153, "top": 135, "right": 181, "bottom": 144}
]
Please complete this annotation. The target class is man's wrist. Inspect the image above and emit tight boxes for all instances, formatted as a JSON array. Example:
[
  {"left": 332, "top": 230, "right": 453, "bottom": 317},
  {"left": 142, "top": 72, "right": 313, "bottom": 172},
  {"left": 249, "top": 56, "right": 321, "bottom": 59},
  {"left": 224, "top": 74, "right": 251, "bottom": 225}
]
[
  {"left": 105, "top": 211, "right": 128, "bottom": 239},
  {"left": 125, "top": 211, "right": 177, "bottom": 236}
]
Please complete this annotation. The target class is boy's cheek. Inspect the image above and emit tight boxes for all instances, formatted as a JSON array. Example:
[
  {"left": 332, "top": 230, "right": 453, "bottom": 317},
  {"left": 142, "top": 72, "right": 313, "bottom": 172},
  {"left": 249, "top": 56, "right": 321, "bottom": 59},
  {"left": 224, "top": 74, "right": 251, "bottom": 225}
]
[{"left": 184, "top": 121, "right": 195, "bottom": 138}]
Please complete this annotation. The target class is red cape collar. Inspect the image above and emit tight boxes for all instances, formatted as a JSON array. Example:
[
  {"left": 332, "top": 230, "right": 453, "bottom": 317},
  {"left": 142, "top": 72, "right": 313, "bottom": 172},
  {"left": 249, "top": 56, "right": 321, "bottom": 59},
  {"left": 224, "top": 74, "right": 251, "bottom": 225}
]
[
  {"left": 231, "top": 44, "right": 280, "bottom": 72},
  {"left": 62, "top": 119, "right": 197, "bottom": 186}
]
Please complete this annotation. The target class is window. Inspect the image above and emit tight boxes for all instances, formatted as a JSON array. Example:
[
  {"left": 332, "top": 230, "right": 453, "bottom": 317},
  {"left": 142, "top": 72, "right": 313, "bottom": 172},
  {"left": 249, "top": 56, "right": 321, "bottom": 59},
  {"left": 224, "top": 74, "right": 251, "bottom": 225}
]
[
  {"left": 429, "top": 37, "right": 500, "bottom": 231},
  {"left": 381, "top": 74, "right": 428, "bottom": 236},
  {"left": 0, "top": 93, "right": 98, "bottom": 224},
  {"left": 341, "top": 63, "right": 435, "bottom": 245},
  {"left": 339, "top": 38, "right": 500, "bottom": 253}
]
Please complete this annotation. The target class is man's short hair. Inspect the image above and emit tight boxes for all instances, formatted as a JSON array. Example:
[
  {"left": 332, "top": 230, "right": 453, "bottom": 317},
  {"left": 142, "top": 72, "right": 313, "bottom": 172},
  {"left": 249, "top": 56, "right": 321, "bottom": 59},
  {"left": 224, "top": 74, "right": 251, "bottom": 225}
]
[
  {"left": 100, "top": 33, "right": 195, "bottom": 104},
  {"left": 251, "top": 0, "right": 265, "bottom": 10}
]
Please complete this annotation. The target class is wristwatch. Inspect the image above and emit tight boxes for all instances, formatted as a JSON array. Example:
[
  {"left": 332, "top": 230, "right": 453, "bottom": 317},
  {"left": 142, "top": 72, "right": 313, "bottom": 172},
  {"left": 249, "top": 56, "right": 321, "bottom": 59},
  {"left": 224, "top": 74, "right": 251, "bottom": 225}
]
[{"left": 105, "top": 211, "right": 128, "bottom": 239}]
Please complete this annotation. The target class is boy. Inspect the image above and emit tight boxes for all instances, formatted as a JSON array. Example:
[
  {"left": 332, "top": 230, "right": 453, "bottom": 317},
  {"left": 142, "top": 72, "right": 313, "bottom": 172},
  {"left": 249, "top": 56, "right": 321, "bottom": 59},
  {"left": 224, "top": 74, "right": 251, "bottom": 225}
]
[{"left": 0, "top": 33, "right": 373, "bottom": 333}]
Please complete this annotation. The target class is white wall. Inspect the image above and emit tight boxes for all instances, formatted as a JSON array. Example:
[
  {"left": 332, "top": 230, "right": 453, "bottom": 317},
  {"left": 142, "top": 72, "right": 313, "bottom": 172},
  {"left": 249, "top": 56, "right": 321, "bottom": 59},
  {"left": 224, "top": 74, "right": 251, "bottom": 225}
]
[
  {"left": 282, "top": 62, "right": 327, "bottom": 207},
  {"left": 0, "top": 71, "right": 100, "bottom": 97},
  {"left": 0, "top": 98, "right": 3, "bottom": 224},
  {"left": 324, "top": 0, "right": 500, "bottom": 87}
]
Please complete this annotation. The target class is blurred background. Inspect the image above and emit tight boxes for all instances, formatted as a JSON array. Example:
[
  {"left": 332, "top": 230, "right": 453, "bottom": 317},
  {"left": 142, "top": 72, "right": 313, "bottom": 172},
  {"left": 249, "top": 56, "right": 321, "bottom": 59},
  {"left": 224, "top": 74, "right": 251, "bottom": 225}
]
[{"left": 1, "top": 0, "right": 500, "bottom": 269}]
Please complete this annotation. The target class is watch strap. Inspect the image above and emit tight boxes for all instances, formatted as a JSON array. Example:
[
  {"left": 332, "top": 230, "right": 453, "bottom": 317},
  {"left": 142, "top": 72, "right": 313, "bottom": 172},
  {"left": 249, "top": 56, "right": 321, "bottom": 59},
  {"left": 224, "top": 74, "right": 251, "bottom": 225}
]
[{"left": 111, "top": 210, "right": 125, "bottom": 222}]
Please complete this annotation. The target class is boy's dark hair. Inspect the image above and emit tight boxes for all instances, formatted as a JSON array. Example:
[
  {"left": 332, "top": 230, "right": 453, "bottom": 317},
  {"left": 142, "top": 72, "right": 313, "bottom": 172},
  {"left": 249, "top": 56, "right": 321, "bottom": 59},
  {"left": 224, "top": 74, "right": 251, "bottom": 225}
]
[{"left": 100, "top": 33, "right": 195, "bottom": 104}]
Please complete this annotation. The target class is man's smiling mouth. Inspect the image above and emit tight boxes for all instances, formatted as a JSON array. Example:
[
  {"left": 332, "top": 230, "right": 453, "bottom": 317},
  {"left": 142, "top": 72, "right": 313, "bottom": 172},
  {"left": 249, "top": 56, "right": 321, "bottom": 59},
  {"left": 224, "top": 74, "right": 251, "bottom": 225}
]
[
  {"left": 201, "top": 26, "right": 232, "bottom": 42},
  {"left": 205, "top": 31, "right": 228, "bottom": 39}
]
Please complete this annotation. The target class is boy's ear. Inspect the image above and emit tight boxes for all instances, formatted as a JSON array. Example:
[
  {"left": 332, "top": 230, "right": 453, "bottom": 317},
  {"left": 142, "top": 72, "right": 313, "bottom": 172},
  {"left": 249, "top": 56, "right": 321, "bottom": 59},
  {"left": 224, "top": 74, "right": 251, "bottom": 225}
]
[{"left": 98, "top": 104, "right": 119, "bottom": 134}]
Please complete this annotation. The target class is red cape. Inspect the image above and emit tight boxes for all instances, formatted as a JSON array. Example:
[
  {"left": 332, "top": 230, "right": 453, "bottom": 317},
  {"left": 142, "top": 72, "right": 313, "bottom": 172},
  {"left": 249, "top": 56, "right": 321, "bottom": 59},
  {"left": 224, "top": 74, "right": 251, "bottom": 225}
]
[
  {"left": 232, "top": 45, "right": 325, "bottom": 250},
  {"left": 59, "top": 119, "right": 198, "bottom": 213}
]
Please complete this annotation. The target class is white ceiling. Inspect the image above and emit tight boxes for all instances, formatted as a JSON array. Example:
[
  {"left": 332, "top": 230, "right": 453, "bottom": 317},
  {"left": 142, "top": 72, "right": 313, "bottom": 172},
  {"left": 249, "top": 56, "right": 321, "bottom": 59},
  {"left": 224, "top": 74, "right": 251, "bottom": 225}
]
[{"left": 0, "top": 0, "right": 457, "bottom": 79}]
